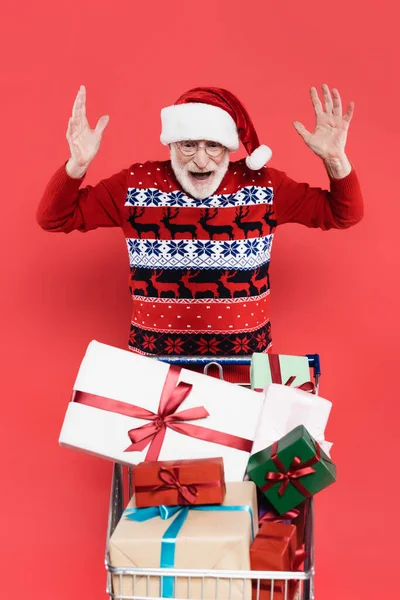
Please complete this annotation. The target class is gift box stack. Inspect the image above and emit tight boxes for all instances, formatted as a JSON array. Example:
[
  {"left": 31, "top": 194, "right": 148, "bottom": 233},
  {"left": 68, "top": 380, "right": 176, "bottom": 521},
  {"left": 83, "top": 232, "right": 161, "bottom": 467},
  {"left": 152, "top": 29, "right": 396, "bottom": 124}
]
[{"left": 59, "top": 343, "right": 337, "bottom": 599}]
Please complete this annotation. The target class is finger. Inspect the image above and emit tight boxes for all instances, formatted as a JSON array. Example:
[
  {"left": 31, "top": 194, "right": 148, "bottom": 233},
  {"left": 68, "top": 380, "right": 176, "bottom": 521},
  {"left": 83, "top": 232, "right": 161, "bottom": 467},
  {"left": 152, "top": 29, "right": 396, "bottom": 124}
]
[
  {"left": 343, "top": 101, "right": 355, "bottom": 123},
  {"left": 95, "top": 115, "right": 110, "bottom": 135},
  {"left": 72, "top": 85, "right": 86, "bottom": 120},
  {"left": 331, "top": 88, "right": 343, "bottom": 116},
  {"left": 310, "top": 87, "right": 323, "bottom": 115},
  {"left": 293, "top": 121, "right": 311, "bottom": 142},
  {"left": 322, "top": 83, "right": 333, "bottom": 114}
]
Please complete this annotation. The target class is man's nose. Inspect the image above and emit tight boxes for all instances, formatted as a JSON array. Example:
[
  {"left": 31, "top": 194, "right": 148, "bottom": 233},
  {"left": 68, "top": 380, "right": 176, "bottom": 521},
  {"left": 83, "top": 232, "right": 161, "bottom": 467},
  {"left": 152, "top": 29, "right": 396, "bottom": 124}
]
[{"left": 193, "top": 148, "right": 210, "bottom": 169}]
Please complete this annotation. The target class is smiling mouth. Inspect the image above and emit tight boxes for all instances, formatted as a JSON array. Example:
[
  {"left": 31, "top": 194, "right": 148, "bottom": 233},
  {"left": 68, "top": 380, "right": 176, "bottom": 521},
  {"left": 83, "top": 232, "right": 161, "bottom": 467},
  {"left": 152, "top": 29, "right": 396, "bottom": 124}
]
[{"left": 190, "top": 171, "right": 213, "bottom": 182}]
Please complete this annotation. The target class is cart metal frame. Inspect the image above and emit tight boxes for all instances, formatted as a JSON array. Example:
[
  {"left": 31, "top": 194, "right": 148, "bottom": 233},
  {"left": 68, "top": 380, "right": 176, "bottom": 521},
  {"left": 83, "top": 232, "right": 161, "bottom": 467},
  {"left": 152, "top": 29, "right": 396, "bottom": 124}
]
[{"left": 105, "top": 354, "right": 321, "bottom": 600}]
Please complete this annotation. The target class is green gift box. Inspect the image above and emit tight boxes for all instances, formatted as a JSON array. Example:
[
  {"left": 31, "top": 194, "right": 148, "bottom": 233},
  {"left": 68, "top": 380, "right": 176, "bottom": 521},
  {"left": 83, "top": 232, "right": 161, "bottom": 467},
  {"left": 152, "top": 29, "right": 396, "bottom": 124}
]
[
  {"left": 250, "top": 353, "right": 312, "bottom": 391},
  {"left": 247, "top": 425, "right": 336, "bottom": 515}
]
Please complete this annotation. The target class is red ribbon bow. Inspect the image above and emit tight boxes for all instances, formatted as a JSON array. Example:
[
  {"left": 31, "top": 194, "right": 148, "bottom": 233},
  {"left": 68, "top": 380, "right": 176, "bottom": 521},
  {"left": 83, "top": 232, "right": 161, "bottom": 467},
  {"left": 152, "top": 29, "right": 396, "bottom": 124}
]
[
  {"left": 74, "top": 364, "right": 252, "bottom": 461},
  {"left": 261, "top": 440, "right": 321, "bottom": 498},
  {"left": 154, "top": 467, "right": 199, "bottom": 505},
  {"left": 123, "top": 365, "right": 209, "bottom": 459}
]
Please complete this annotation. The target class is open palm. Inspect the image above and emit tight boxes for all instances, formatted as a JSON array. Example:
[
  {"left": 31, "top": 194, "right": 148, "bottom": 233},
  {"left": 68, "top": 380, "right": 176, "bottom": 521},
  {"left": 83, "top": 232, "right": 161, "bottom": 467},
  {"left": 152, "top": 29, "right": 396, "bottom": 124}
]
[
  {"left": 66, "top": 85, "right": 109, "bottom": 168},
  {"left": 293, "top": 85, "right": 354, "bottom": 160}
]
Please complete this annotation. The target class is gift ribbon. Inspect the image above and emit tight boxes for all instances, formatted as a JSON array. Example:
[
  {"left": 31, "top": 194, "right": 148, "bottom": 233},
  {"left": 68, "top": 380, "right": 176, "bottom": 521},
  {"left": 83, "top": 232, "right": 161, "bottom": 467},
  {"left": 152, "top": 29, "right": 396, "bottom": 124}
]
[
  {"left": 125, "top": 503, "right": 254, "bottom": 598},
  {"left": 258, "top": 507, "right": 300, "bottom": 526},
  {"left": 135, "top": 466, "right": 223, "bottom": 505},
  {"left": 73, "top": 364, "right": 253, "bottom": 460},
  {"left": 266, "top": 354, "right": 315, "bottom": 392},
  {"left": 152, "top": 467, "right": 199, "bottom": 504},
  {"left": 261, "top": 440, "right": 321, "bottom": 498}
]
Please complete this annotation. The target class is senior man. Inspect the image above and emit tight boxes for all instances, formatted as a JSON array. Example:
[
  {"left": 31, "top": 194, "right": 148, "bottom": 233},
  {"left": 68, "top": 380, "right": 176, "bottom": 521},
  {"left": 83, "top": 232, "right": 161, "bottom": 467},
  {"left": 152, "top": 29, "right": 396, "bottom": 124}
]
[{"left": 37, "top": 85, "right": 363, "bottom": 364}]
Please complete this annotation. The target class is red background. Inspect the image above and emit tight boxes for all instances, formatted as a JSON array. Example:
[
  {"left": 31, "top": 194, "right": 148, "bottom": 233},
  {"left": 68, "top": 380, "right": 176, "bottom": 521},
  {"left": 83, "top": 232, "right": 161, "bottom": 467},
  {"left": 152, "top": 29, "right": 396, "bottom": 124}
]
[{"left": 1, "top": 1, "right": 398, "bottom": 598}]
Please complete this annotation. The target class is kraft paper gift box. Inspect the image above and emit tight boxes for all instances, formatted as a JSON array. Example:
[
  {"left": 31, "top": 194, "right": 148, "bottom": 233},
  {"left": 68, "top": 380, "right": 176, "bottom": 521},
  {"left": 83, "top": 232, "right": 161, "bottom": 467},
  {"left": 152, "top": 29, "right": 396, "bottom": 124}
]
[
  {"left": 250, "top": 522, "right": 303, "bottom": 600},
  {"left": 133, "top": 457, "right": 226, "bottom": 508},
  {"left": 108, "top": 481, "right": 258, "bottom": 600},
  {"left": 250, "top": 353, "right": 312, "bottom": 392},
  {"left": 59, "top": 340, "right": 264, "bottom": 481},
  {"left": 250, "top": 384, "right": 333, "bottom": 457},
  {"left": 247, "top": 425, "right": 336, "bottom": 515}
]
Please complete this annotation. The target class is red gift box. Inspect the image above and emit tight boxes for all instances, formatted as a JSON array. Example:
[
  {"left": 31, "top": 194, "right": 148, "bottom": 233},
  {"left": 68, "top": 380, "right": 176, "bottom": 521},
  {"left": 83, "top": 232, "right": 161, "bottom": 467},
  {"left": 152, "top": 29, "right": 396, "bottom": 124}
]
[
  {"left": 250, "top": 522, "right": 305, "bottom": 600},
  {"left": 133, "top": 457, "right": 226, "bottom": 507},
  {"left": 258, "top": 501, "right": 307, "bottom": 550}
]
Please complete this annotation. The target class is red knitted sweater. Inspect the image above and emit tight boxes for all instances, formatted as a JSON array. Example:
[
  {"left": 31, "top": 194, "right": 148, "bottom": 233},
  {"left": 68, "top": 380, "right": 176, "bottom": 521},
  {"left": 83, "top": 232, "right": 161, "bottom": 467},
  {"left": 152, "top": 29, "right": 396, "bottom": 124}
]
[{"left": 37, "top": 158, "right": 363, "bottom": 358}]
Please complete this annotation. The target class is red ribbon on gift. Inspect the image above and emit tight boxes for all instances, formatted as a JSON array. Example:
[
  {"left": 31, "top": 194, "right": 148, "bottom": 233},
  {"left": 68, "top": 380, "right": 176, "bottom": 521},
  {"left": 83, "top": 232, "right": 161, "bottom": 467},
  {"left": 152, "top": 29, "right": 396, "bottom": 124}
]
[
  {"left": 268, "top": 354, "right": 315, "bottom": 393},
  {"left": 154, "top": 467, "right": 199, "bottom": 504},
  {"left": 258, "top": 507, "right": 300, "bottom": 526},
  {"left": 73, "top": 364, "right": 253, "bottom": 460},
  {"left": 261, "top": 440, "right": 321, "bottom": 498},
  {"left": 153, "top": 467, "right": 200, "bottom": 504},
  {"left": 292, "top": 548, "right": 308, "bottom": 571}
]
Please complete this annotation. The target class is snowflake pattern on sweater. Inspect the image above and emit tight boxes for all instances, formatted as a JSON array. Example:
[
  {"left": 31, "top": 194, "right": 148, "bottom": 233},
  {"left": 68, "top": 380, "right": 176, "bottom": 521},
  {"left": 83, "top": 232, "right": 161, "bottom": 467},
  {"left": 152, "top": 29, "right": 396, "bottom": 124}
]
[
  {"left": 125, "top": 185, "right": 273, "bottom": 208},
  {"left": 126, "top": 237, "right": 273, "bottom": 269}
]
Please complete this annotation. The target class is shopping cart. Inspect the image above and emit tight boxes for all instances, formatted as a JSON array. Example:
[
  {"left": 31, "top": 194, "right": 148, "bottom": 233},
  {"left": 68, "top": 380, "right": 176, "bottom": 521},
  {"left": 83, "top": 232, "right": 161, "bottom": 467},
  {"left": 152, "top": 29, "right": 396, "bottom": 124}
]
[{"left": 105, "top": 354, "right": 321, "bottom": 600}]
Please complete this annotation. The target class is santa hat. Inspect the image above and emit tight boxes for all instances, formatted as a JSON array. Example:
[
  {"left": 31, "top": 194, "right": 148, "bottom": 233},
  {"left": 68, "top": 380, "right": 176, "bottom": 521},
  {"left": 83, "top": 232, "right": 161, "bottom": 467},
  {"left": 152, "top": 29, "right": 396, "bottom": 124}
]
[{"left": 160, "top": 87, "right": 272, "bottom": 170}]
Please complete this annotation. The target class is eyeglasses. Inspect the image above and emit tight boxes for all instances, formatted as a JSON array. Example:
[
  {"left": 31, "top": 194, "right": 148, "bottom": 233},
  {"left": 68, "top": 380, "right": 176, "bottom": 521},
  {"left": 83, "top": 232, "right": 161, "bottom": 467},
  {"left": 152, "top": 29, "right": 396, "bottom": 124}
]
[{"left": 176, "top": 140, "right": 225, "bottom": 157}]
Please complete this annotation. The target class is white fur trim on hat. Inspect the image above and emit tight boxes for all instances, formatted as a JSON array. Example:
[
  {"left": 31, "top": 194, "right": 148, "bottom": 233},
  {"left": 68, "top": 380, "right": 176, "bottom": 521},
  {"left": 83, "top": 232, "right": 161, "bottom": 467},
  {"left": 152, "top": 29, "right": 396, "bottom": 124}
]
[
  {"left": 160, "top": 103, "right": 239, "bottom": 150},
  {"left": 245, "top": 145, "right": 273, "bottom": 170}
]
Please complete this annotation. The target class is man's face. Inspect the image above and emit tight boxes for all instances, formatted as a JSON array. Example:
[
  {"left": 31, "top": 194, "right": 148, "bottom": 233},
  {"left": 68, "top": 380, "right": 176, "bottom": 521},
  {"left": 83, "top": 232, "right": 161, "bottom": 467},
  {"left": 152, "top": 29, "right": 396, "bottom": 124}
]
[{"left": 170, "top": 140, "right": 230, "bottom": 200}]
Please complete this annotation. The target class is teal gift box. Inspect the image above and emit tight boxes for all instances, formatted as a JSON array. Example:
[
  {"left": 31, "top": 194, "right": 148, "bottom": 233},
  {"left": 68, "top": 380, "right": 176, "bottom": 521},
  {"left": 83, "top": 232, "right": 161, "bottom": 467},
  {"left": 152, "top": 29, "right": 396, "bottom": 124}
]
[
  {"left": 247, "top": 425, "right": 336, "bottom": 515},
  {"left": 250, "top": 353, "right": 312, "bottom": 392}
]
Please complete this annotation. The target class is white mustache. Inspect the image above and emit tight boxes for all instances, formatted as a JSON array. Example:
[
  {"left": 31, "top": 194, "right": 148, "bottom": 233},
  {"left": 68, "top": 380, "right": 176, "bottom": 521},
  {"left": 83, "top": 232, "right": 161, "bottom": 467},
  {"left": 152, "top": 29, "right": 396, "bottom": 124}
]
[{"left": 187, "top": 165, "right": 217, "bottom": 173}]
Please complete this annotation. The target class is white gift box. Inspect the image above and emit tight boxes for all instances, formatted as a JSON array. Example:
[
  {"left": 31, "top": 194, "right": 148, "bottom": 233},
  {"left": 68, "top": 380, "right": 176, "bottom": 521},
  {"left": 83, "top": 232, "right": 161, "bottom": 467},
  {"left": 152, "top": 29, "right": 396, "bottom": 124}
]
[
  {"left": 250, "top": 384, "right": 333, "bottom": 456},
  {"left": 59, "top": 341, "right": 264, "bottom": 481}
]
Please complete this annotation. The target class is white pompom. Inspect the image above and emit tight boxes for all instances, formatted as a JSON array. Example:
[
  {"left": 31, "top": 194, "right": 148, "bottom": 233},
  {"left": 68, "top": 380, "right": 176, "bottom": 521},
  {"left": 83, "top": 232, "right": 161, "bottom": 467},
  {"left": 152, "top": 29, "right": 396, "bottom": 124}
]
[{"left": 245, "top": 145, "right": 273, "bottom": 170}]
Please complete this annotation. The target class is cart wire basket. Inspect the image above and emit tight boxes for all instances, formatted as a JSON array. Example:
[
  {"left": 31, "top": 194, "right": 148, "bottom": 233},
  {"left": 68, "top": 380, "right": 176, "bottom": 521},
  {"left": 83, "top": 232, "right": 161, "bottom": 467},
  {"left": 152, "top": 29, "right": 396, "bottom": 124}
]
[{"left": 105, "top": 354, "right": 321, "bottom": 600}]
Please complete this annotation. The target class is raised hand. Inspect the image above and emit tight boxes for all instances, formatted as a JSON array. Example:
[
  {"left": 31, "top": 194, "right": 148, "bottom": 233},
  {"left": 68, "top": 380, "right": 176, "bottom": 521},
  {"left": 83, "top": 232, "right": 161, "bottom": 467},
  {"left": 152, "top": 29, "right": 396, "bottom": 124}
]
[
  {"left": 66, "top": 85, "right": 109, "bottom": 176},
  {"left": 293, "top": 85, "right": 354, "bottom": 161}
]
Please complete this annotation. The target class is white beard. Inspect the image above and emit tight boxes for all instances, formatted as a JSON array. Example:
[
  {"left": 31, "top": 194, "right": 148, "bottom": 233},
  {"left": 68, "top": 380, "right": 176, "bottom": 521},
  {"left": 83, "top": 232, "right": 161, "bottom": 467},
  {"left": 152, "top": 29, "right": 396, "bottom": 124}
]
[{"left": 170, "top": 146, "right": 230, "bottom": 200}]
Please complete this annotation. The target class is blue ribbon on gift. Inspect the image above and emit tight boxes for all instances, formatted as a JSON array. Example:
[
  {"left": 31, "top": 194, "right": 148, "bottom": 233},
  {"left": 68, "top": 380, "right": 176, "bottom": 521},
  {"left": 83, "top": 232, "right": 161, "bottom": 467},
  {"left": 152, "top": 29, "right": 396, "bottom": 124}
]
[{"left": 125, "top": 503, "right": 254, "bottom": 598}]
